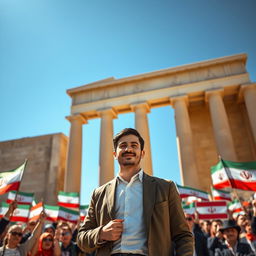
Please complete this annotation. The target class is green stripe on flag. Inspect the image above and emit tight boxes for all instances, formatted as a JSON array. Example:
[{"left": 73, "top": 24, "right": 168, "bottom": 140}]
[
  {"left": 44, "top": 205, "right": 59, "bottom": 211},
  {"left": 58, "top": 191, "right": 80, "bottom": 197},
  {"left": 80, "top": 205, "right": 89, "bottom": 210},
  {"left": 222, "top": 160, "right": 256, "bottom": 170},
  {"left": 11, "top": 191, "right": 34, "bottom": 197},
  {"left": 177, "top": 184, "right": 209, "bottom": 194},
  {"left": 211, "top": 161, "right": 223, "bottom": 174},
  {"left": 16, "top": 204, "right": 31, "bottom": 210},
  {"left": 59, "top": 207, "right": 79, "bottom": 215}
]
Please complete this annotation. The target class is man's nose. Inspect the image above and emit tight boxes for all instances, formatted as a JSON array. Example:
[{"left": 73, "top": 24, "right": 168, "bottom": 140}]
[{"left": 124, "top": 145, "right": 133, "bottom": 151}]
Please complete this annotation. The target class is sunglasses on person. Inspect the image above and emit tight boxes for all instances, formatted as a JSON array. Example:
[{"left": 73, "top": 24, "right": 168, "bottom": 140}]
[
  {"left": 10, "top": 231, "right": 23, "bottom": 237},
  {"left": 185, "top": 217, "right": 193, "bottom": 221},
  {"left": 61, "top": 232, "right": 71, "bottom": 236},
  {"left": 43, "top": 238, "right": 53, "bottom": 242}
]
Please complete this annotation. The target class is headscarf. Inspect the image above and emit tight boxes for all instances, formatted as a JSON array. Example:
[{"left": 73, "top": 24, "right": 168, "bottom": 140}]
[{"left": 35, "top": 232, "right": 54, "bottom": 256}]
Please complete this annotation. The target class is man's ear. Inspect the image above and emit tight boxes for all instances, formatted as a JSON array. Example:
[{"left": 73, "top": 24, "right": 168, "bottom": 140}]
[
  {"left": 113, "top": 151, "right": 117, "bottom": 159},
  {"left": 141, "top": 150, "right": 145, "bottom": 158}
]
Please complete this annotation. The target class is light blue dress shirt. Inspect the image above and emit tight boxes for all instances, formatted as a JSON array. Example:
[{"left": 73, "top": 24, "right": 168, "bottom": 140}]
[{"left": 111, "top": 170, "right": 148, "bottom": 255}]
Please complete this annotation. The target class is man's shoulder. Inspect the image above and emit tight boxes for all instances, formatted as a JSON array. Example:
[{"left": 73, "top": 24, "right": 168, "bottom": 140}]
[
  {"left": 144, "top": 172, "right": 174, "bottom": 186},
  {"left": 93, "top": 178, "right": 116, "bottom": 195}
]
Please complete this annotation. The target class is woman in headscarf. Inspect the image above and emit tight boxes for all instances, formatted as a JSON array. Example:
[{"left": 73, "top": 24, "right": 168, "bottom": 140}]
[{"left": 33, "top": 232, "right": 60, "bottom": 256}]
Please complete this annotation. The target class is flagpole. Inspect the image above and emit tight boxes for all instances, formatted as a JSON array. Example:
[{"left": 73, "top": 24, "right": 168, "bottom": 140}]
[
  {"left": 14, "top": 159, "right": 28, "bottom": 202},
  {"left": 220, "top": 157, "right": 247, "bottom": 216}
]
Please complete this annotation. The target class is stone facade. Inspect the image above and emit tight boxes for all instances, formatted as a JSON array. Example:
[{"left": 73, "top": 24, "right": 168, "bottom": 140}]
[
  {"left": 0, "top": 133, "right": 68, "bottom": 204},
  {"left": 64, "top": 53, "right": 256, "bottom": 195}
]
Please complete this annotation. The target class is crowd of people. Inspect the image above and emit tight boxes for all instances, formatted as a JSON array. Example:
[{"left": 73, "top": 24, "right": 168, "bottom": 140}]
[
  {"left": 0, "top": 201, "right": 94, "bottom": 256},
  {"left": 183, "top": 198, "right": 256, "bottom": 256},
  {"left": 1, "top": 197, "right": 256, "bottom": 255}
]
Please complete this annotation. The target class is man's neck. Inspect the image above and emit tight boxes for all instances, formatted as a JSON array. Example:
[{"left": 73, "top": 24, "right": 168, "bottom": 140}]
[
  {"left": 226, "top": 239, "right": 237, "bottom": 248},
  {"left": 119, "top": 166, "right": 141, "bottom": 182}
]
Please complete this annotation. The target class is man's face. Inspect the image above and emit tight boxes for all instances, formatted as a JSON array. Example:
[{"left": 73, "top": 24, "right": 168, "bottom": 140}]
[
  {"left": 237, "top": 215, "right": 247, "bottom": 226},
  {"left": 60, "top": 227, "right": 72, "bottom": 245},
  {"left": 223, "top": 228, "right": 238, "bottom": 243},
  {"left": 114, "top": 134, "right": 144, "bottom": 167}
]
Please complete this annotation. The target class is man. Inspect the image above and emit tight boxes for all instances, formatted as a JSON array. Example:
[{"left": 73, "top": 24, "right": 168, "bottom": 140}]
[
  {"left": 77, "top": 128, "right": 193, "bottom": 256},
  {"left": 185, "top": 213, "right": 209, "bottom": 256},
  {"left": 213, "top": 220, "right": 254, "bottom": 256}
]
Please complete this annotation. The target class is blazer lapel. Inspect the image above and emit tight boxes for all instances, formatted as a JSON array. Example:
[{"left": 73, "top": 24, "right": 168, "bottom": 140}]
[
  {"left": 143, "top": 172, "right": 156, "bottom": 236},
  {"left": 106, "top": 178, "right": 117, "bottom": 219}
]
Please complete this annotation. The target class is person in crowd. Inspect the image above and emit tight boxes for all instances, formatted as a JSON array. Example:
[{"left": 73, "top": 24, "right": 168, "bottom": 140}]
[
  {"left": 77, "top": 128, "right": 193, "bottom": 256},
  {"left": 185, "top": 213, "right": 210, "bottom": 256},
  {"left": 21, "top": 220, "right": 38, "bottom": 243},
  {"left": 214, "top": 219, "right": 255, "bottom": 256},
  {"left": 31, "top": 232, "right": 61, "bottom": 256},
  {"left": 236, "top": 213, "right": 248, "bottom": 237},
  {"left": 207, "top": 220, "right": 224, "bottom": 256},
  {"left": 57, "top": 223, "right": 82, "bottom": 256},
  {"left": 240, "top": 219, "right": 256, "bottom": 252},
  {"left": 44, "top": 224, "right": 56, "bottom": 237},
  {"left": 0, "top": 211, "right": 46, "bottom": 256},
  {"left": 0, "top": 201, "right": 17, "bottom": 246},
  {"left": 200, "top": 220, "right": 211, "bottom": 238}
]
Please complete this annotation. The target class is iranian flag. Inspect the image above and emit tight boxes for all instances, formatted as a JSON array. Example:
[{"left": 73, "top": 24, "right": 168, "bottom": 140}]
[
  {"left": 58, "top": 207, "right": 79, "bottom": 223},
  {"left": 11, "top": 204, "right": 31, "bottom": 222},
  {"left": 29, "top": 202, "right": 43, "bottom": 222},
  {"left": 7, "top": 191, "right": 34, "bottom": 205},
  {"left": 228, "top": 199, "right": 243, "bottom": 213},
  {"left": 211, "top": 159, "right": 256, "bottom": 191},
  {"left": 80, "top": 205, "right": 89, "bottom": 221},
  {"left": 0, "top": 162, "right": 26, "bottom": 195},
  {"left": 212, "top": 188, "right": 232, "bottom": 201},
  {"left": 58, "top": 191, "right": 80, "bottom": 208},
  {"left": 0, "top": 202, "right": 9, "bottom": 218},
  {"left": 182, "top": 202, "right": 195, "bottom": 216},
  {"left": 177, "top": 184, "right": 209, "bottom": 201},
  {"left": 44, "top": 205, "right": 59, "bottom": 222},
  {"left": 211, "top": 161, "right": 230, "bottom": 189},
  {"left": 196, "top": 201, "right": 228, "bottom": 220}
]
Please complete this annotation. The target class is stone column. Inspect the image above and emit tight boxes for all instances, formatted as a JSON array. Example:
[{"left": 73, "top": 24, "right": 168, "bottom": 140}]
[
  {"left": 170, "top": 96, "right": 200, "bottom": 187},
  {"left": 206, "top": 89, "right": 237, "bottom": 161},
  {"left": 133, "top": 103, "right": 153, "bottom": 175},
  {"left": 65, "top": 114, "right": 87, "bottom": 192},
  {"left": 99, "top": 109, "right": 117, "bottom": 186},
  {"left": 242, "top": 84, "right": 256, "bottom": 145}
]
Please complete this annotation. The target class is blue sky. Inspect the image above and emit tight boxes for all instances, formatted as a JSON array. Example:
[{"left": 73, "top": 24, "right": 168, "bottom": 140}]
[{"left": 1, "top": 0, "right": 256, "bottom": 204}]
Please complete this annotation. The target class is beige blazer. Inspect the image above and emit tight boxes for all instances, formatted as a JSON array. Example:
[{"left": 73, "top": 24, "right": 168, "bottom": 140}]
[{"left": 77, "top": 172, "right": 194, "bottom": 256}]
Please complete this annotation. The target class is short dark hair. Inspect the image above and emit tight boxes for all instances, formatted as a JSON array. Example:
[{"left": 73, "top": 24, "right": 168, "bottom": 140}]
[{"left": 113, "top": 128, "right": 144, "bottom": 151}]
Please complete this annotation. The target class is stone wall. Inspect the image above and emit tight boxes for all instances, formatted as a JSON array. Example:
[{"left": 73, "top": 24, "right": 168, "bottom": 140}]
[{"left": 0, "top": 133, "right": 68, "bottom": 204}]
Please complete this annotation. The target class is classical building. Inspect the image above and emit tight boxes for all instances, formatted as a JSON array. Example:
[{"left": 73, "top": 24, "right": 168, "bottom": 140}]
[
  {"left": 0, "top": 133, "right": 67, "bottom": 204},
  {"left": 65, "top": 53, "right": 256, "bottom": 194}
]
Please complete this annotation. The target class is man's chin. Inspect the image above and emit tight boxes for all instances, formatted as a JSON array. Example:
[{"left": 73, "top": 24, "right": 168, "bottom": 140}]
[{"left": 123, "top": 162, "right": 135, "bottom": 166}]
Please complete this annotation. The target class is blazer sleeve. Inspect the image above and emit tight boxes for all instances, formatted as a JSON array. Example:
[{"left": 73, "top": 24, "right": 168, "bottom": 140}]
[
  {"left": 168, "top": 182, "right": 194, "bottom": 256},
  {"left": 77, "top": 190, "right": 107, "bottom": 253}
]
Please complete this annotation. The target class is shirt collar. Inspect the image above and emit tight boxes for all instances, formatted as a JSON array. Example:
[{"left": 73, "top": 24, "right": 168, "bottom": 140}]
[{"left": 117, "top": 169, "right": 143, "bottom": 184}]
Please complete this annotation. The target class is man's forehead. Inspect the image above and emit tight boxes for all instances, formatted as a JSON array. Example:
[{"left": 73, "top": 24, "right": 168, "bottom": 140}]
[{"left": 117, "top": 134, "right": 140, "bottom": 144}]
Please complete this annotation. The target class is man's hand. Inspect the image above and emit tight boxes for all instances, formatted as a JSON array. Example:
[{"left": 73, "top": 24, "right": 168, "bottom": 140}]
[
  {"left": 99, "top": 219, "right": 124, "bottom": 241},
  {"left": 5, "top": 200, "right": 17, "bottom": 219}
]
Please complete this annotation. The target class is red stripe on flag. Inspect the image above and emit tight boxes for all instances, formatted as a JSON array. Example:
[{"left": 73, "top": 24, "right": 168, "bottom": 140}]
[
  {"left": 198, "top": 213, "right": 228, "bottom": 220},
  {"left": 6, "top": 199, "right": 31, "bottom": 205},
  {"left": 213, "top": 181, "right": 230, "bottom": 190},
  {"left": 0, "top": 182, "right": 20, "bottom": 195},
  {"left": 196, "top": 201, "right": 227, "bottom": 207},
  {"left": 229, "top": 180, "right": 256, "bottom": 191},
  {"left": 57, "top": 216, "right": 78, "bottom": 224},
  {"left": 46, "top": 216, "right": 58, "bottom": 222},
  {"left": 10, "top": 216, "right": 29, "bottom": 223},
  {"left": 58, "top": 202, "right": 79, "bottom": 208},
  {"left": 213, "top": 196, "right": 231, "bottom": 201}
]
